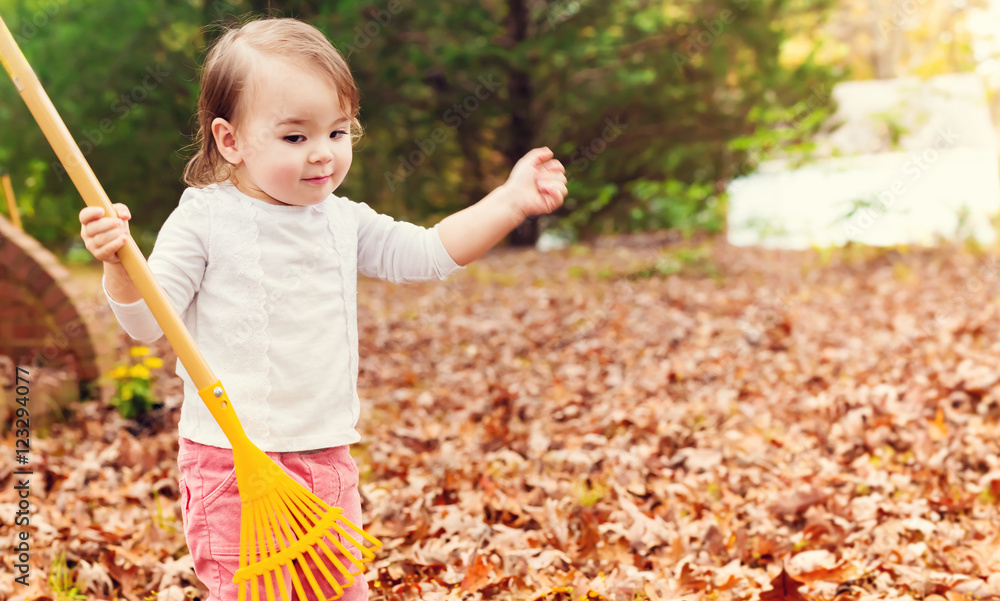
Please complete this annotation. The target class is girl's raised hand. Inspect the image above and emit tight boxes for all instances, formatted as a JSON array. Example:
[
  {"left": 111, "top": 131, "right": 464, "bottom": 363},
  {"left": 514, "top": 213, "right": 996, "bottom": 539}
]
[
  {"left": 79, "top": 204, "right": 131, "bottom": 263},
  {"left": 504, "top": 147, "right": 567, "bottom": 220}
]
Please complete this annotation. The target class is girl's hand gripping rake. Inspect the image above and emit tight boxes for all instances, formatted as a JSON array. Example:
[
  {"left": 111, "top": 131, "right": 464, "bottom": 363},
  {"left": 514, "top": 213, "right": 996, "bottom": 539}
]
[{"left": 0, "top": 15, "right": 381, "bottom": 600}]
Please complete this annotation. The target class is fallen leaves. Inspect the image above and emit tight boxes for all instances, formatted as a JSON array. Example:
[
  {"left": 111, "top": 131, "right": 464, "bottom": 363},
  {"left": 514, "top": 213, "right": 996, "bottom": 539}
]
[
  {"left": 459, "top": 553, "right": 493, "bottom": 592},
  {"left": 760, "top": 568, "right": 809, "bottom": 601},
  {"left": 768, "top": 487, "right": 830, "bottom": 520},
  {"left": 6, "top": 240, "right": 1000, "bottom": 599}
]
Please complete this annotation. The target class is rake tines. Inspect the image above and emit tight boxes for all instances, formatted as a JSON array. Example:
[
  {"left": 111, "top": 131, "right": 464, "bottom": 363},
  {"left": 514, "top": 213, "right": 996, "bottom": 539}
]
[{"left": 235, "top": 484, "right": 381, "bottom": 601}]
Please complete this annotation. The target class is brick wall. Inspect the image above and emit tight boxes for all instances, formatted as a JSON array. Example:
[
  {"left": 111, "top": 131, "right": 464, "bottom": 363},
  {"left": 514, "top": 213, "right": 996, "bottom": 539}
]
[{"left": 0, "top": 215, "right": 103, "bottom": 383}]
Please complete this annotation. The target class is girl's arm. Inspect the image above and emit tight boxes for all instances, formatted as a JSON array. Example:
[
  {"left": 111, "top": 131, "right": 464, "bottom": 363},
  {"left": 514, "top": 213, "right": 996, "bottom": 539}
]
[
  {"left": 104, "top": 262, "right": 142, "bottom": 303},
  {"left": 95, "top": 195, "right": 209, "bottom": 342},
  {"left": 355, "top": 147, "right": 566, "bottom": 281},
  {"left": 355, "top": 202, "right": 465, "bottom": 283},
  {"left": 437, "top": 147, "right": 567, "bottom": 266},
  {"left": 435, "top": 185, "right": 522, "bottom": 267}
]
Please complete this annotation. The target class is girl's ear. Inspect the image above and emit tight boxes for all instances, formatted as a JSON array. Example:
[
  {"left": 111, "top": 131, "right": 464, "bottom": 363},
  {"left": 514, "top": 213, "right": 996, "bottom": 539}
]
[{"left": 211, "top": 117, "right": 243, "bottom": 165}]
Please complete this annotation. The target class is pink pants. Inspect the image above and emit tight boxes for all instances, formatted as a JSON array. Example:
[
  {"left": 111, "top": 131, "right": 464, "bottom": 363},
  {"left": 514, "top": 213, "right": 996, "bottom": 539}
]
[{"left": 177, "top": 438, "right": 369, "bottom": 601}]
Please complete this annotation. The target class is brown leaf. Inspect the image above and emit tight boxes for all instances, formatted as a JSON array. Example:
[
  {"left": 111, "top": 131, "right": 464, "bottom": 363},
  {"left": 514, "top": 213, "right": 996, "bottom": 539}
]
[
  {"left": 703, "top": 525, "right": 728, "bottom": 560},
  {"left": 928, "top": 407, "right": 948, "bottom": 441},
  {"left": 769, "top": 488, "right": 829, "bottom": 519},
  {"left": 104, "top": 549, "right": 141, "bottom": 601},
  {"left": 752, "top": 535, "right": 791, "bottom": 565},
  {"left": 575, "top": 507, "right": 601, "bottom": 556},
  {"left": 459, "top": 553, "right": 493, "bottom": 593},
  {"left": 677, "top": 562, "right": 710, "bottom": 593},
  {"left": 760, "top": 568, "right": 809, "bottom": 601},
  {"left": 793, "top": 561, "right": 861, "bottom": 585}
]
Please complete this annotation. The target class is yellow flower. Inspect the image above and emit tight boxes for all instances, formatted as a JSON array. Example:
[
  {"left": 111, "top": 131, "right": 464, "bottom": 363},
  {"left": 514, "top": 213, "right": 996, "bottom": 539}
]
[
  {"left": 143, "top": 357, "right": 164, "bottom": 369},
  {"left": 108, "top": 365, "right": 128, "bottom": 380},
  {"left": 129, "top": 365, "right": 151, "bottom": 380},
  {"left": 130, "top": 346, "right": 150, "bottom": 358}
]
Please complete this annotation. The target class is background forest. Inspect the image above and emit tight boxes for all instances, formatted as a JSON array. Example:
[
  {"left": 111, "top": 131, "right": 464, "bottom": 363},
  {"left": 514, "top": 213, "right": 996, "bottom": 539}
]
[
  {"left": 5, "top": 2, "right": 1000, "bottom": 600},
  {"left": 2, "top": 0, "right": 995, "bottom": 250}
]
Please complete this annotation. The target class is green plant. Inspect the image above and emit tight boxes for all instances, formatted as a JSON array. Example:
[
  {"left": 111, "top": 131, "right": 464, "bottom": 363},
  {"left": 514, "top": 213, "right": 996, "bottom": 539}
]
[
  {"left": 626, "top": 245, "right": 720, "bottom": 281},
  {"left": 871, "top": 108, "right": 911, "bottom": 150},
  {"left": 743, "top": 216, "right": 791, "bottom": 241},
  {"left": 63, "top": 242, "right": 95, "bottom": 266},
  {"left": 49, "top": 550, "right": 87, "bottom": 601},
  {"left": 626, "top": 178, "right": 725, "bottom": 236},
  {"left": 152, "top": 490, "right": 178, "bottom": 535},
  {"left": 574, "top": 477, "right": 609, "bottom": 507},
  {"left": 106, "top": 346, "right": 164, "bottom": 420}
]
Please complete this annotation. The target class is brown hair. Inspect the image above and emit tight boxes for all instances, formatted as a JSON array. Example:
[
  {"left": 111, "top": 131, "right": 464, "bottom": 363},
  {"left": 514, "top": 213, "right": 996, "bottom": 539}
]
[{"left": 183, "top": 18, "right": 362, "bottom": 187}]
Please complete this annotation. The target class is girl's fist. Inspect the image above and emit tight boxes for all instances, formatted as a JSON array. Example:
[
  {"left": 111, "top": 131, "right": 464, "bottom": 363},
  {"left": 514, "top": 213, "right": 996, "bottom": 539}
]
[
  {"left": 79, "top": 204, "right": 131, "bottom": 263},
  {"left": 505, "top": 147, "right": 567, "bottom": 219}
]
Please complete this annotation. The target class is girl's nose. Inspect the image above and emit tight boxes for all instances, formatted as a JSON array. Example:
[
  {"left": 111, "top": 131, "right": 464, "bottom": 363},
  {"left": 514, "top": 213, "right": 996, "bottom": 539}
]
[{"left": 309, "top": 141, "right": 334, "bottom": 163}]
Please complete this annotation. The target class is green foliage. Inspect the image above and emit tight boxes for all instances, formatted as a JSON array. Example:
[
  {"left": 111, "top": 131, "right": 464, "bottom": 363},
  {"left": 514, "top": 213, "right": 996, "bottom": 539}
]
[
  {"left": 626, "top": 245, "right": 720, "bottom": 281},
  {"left": 628, "top": 179, "right": 725, "bottom": 236},
  {"left": 871, "top": 108, "right": 910, "bottom": 151},
  {"left": 0, "top": 0, "right": 843, "bottom": 249},
  {"left": 0, "top": 0, "right": 213, "bottom": 252},
  {"left": 573, "top": 477, "right": 609, "bottom": 507},
  {"left": 152, "top": 490, "right": 179, "bottom": 535},
  {"left": 63, "top": 241, "right": 94, "bottom": 266},
  {"left": 106, "top": 345, "right": 164, "bottom": 419},
  {"left": 49, "top": 550, "right": 87, "bottom": 601},
  {"left": 535, "top": 0, "right": 842, "bottom": 238}
]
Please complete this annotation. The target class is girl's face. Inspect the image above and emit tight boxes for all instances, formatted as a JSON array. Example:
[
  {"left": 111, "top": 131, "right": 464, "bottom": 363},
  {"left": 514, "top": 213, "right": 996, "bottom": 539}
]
[{"left": 212, "top": 58, "right": 353, "bottom": 206}]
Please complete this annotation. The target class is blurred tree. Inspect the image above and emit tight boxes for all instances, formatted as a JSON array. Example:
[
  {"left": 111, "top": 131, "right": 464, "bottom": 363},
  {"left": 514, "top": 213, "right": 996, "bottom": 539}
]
[
  {"left": 534, "top": 0, "right": 843, "bottom": 240},
  {"left": 0, "top": 0, "right": 842, "bottom": 250},
  {"left": 0, "top": 0, "right": 204, "bottom": 248},
  {"left": 319, "top": 0, "right": 844, "bottom": 243},
  {"left": 821, "top": 0, "right": 988, "bottom": 79}
]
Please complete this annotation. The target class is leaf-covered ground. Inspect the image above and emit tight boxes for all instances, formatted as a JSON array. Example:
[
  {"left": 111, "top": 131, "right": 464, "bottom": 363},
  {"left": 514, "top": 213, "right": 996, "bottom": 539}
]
[{"left": 5, "top": 237, "right": 1000, "bottom": 601}]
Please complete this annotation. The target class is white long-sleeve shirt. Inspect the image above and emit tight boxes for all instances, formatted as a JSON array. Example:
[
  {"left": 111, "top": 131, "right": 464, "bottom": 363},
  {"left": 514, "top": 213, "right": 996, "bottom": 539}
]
[{"left": 106, "top": 183, "right": 464, "bottom": 452}]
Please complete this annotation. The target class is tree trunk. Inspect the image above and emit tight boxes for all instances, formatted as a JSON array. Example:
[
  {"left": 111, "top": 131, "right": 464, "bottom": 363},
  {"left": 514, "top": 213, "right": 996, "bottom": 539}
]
[
  {"left": 505, "top": 0, "right": 538, "bottom": 247},
  {"left": 510, "top": 216, "right": 539, "bottom": 246},
  {"left": 868, "top": 0, "right": 901, "bottom": 79}
]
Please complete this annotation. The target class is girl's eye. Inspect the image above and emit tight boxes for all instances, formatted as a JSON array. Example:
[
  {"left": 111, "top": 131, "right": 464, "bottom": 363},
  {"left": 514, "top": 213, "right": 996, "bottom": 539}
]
[
  {"left": 331, "top": 130, "right": 348, "bottom": 140},
  {"left": 284, "top": 135, "right": 305, "bottom": 143}
]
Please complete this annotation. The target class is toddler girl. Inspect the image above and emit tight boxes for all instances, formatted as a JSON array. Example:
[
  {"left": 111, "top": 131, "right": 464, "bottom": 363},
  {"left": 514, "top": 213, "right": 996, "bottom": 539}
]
[{"left": 79, "top": 17, "right": 566, "bottom": 601}]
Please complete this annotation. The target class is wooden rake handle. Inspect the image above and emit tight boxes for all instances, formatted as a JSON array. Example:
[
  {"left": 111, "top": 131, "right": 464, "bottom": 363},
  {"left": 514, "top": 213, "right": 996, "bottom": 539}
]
[{"left": 0, "top": 14, "right": 249, "bottom": 442}]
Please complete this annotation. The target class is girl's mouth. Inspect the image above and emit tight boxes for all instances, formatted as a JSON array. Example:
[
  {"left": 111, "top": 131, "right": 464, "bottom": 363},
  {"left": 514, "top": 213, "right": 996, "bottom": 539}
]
[{"left": 304, "top": 175, "right": 330, "bottom": 184}]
